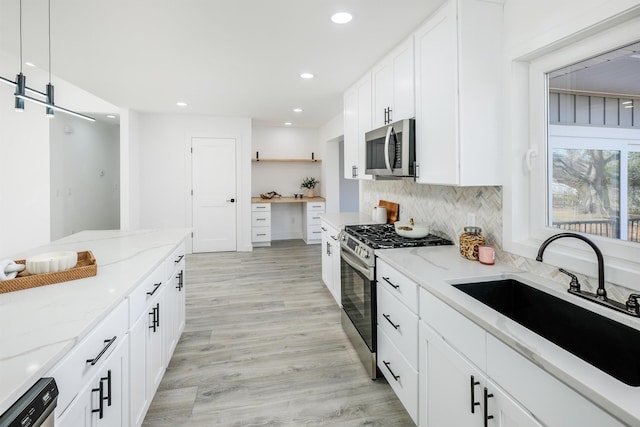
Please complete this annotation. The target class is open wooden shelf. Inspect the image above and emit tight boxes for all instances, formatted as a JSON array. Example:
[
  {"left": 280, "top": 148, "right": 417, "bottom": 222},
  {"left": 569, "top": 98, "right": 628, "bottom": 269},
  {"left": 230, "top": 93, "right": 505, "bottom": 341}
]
[{"left": 252, "top": 158, "right": 321, "bottom": 163}]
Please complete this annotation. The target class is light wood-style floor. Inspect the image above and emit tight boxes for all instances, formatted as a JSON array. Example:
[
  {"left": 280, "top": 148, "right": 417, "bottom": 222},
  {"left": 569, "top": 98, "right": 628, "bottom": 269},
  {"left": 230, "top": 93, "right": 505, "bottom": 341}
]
[{"left": 142, "top": 239, "right": 415, "bottom": 426}]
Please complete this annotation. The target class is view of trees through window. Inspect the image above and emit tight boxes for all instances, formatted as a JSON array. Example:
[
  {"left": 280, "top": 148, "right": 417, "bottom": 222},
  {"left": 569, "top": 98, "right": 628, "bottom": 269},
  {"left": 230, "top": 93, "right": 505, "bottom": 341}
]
[{"left": 547, "top": 40, "right": 640, "bottom": 242}]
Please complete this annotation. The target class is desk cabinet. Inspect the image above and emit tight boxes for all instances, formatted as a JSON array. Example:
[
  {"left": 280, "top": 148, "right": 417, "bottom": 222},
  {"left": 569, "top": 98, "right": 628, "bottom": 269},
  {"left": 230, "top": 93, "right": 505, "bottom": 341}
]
[
  {"left": 251, "top": 203, "right": 271, "bottom": 247},
  {"left": 302, "top": 202, "right": 325, "bottom": 244}
]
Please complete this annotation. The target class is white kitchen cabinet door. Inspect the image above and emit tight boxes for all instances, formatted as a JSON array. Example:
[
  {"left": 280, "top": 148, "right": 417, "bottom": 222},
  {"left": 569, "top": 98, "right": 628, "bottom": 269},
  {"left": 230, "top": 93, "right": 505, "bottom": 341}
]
[
  {"left": 90, "top": 335, "right": 129, "bottom": 427},
  {"left": 485, "top": 378, "right": 543, "bottom": 427},
  {"left": 420, "top": 321, "right": 484, "bottom": 426},
  {"left": 419, "top": 322, "right": 540, "bottom": 427},
  {"left": 372, "top": 36, "right": 415, "bottom": 128},
  {"left": 343, "top": 74, "right": 372, "bottom": 180},
  {"left": 129, "top": 288, "right": 165, "bottom": 427},
  {"left": 58, "top": 336, "right": 129, "bottom": 427},
  {"left": 164, "top": 262, "right": 185, "bottom": 361},
  {"left": 414, "top": 0, "right": 502, "bottom": 186}
]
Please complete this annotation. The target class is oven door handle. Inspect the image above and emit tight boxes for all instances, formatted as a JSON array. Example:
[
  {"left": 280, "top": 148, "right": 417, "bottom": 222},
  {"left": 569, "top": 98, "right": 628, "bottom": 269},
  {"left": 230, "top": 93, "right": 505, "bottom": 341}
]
[{"left": 341, "top": 249, "right": 374, "bottom": 281}]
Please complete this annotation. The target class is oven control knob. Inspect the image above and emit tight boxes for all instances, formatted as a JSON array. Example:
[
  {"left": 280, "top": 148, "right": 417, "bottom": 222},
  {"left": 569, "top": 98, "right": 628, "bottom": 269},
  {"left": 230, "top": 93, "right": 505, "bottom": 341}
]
[
  {"left": 363, "top": 250, "right": 370, "bottom": 259},
  {"left": 355, "top": 246, "right": 362, "bottom": 256}
]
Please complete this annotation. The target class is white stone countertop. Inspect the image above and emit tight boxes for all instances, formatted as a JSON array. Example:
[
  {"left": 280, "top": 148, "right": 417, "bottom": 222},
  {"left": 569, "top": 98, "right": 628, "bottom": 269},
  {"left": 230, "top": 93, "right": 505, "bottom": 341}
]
[
  {"left": 319, "top": 212, "right": 379, "bottom": 230},
  {"left": 0, "top": 228, "right": 190, "bottom": 415},
  {"left": 375, "top": 245, "right": 640, "bottom": 426}
]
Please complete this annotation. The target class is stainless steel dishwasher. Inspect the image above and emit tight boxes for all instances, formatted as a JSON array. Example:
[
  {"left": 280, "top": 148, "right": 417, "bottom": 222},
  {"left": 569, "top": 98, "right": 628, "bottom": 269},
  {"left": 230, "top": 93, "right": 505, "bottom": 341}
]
[{"left": 0, "top": 378, "right": 58, "bottom": 427}]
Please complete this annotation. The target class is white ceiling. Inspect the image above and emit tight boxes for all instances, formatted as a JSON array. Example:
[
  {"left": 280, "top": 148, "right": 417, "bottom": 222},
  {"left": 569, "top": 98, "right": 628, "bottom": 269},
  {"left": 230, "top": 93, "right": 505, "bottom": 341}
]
[{"left": 0, "top": 0, "right": 445, "bottom": 127}]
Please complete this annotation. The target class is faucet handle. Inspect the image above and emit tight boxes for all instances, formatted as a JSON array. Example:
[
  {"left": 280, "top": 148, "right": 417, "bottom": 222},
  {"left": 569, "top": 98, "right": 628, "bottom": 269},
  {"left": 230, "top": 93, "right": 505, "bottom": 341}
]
[
  {"left": 626, "top": 294, "right": 640, "bottom": 316},
  {"left": 559, "top": 268, "right": 581, "bottom": 292}
]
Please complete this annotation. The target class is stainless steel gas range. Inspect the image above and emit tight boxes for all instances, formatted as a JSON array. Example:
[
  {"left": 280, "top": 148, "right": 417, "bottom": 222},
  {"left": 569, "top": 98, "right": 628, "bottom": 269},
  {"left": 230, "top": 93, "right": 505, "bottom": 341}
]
[{"left": 339, "top": 223, "right": 452, "bottom": 379}]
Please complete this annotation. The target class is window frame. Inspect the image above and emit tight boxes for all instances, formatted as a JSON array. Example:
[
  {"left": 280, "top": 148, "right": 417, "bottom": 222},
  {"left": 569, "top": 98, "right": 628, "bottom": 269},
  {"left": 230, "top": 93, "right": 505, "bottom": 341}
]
[{"left": 505, "top": 14, "right": 640, "bottom": 292}]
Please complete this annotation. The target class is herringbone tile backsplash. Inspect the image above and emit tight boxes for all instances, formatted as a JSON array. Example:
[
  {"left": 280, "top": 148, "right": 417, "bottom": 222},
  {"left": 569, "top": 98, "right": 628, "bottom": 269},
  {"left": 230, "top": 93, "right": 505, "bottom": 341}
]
[{"left": 361, "top": 180, "right": 632, "bottom": 300}]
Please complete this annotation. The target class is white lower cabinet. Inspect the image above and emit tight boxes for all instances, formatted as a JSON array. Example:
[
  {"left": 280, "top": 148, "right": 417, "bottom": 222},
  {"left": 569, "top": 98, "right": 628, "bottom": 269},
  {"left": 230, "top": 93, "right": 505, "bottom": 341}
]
[
  {"left": 56, "top": 335, "right": 129, "bottom": 427},
  {"left": 419, "top": 321, "right": 540, "bottom": 427},
  {"left": 417, "top": 287, "right": 625, "bottom": 427},
  {"left": 376, "top": 261, "right": 419, "bottom": 424},
  {"left": 130, "top": 281, "right": 166, "bottom": 427},
  {"left": 320, "top": 220, "right": 341, "bottom": 306},
  {"left": 302, "top": 202, "right": 325, "bottom": 244},
  {"left": 52, "top": 241, "right": 187, "bottom": 427}
]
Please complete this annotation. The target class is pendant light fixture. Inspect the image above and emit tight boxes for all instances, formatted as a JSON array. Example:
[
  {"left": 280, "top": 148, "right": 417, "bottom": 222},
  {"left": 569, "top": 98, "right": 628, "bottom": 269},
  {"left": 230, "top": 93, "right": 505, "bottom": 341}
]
[
  {"left": 2, "top": 0, "right": 96, "bottom": 122},
  {"left": 14, "top": 0, "right": 25, "bottom": 112}
]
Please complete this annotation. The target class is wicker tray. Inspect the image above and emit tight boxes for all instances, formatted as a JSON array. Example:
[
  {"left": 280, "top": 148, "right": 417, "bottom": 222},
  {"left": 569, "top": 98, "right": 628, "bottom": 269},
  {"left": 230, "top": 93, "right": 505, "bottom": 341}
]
[{"left": 0, "top": 251, "right": 97, "bottom": 294}]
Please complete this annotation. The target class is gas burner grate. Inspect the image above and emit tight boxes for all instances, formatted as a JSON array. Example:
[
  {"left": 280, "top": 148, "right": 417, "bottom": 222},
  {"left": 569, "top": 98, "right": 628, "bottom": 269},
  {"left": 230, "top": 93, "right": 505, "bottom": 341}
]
[{"left": 344, "top": 224, "right": 453, "bottom": 249}]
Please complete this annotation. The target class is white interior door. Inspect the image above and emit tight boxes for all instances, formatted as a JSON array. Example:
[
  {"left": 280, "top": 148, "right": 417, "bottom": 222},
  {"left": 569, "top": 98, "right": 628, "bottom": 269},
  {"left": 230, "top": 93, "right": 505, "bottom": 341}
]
[{"left": 192, "top": 137, "right": 237, "bottom": 253}]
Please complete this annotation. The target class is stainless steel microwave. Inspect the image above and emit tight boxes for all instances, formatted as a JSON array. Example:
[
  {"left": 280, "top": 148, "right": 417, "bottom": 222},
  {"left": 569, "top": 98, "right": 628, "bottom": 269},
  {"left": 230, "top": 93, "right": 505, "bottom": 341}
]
[{"left": 365, "top": 118, "right": 415, "bottom": 178}]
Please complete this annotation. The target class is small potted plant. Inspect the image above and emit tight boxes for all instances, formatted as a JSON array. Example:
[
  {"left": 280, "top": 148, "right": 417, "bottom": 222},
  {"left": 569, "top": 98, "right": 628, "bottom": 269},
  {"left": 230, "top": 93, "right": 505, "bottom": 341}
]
[{"left": 301, "top": 177, "right": 319, "bottom": 198}]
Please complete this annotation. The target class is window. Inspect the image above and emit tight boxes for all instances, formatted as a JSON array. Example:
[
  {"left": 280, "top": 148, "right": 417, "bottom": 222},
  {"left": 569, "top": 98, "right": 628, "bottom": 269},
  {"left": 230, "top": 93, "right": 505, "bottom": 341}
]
[
  {"left": 546, "top": 41, "right": 640, "bottom": 243},
  {"left": 504, "top": 14, "right": 640, "bottom": 292}
]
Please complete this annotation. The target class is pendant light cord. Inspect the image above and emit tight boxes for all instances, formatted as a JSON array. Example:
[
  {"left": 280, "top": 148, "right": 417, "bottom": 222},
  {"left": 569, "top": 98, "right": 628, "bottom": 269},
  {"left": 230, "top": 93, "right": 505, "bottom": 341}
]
[
  {"left": 48, "top": 0, "right": 51, "bottom": 83},
  {"left": 19, "top": 0, "right": 23, "bottom": 73}
]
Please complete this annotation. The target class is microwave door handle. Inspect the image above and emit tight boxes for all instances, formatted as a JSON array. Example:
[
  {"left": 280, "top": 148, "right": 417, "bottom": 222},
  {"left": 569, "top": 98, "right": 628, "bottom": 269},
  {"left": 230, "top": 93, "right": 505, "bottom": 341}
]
[{"left": 384, "top": 125, "right": 393, "bottom": 173}]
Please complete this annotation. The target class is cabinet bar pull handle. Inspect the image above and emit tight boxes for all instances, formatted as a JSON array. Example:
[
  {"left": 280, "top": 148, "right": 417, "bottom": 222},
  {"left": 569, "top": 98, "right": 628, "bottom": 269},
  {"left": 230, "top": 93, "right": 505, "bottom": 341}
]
[
  {"left": 156, "top": 302, "right": 160, "bottom": 328},
  {"left": 174, "top": 255, "right": 184, "bottom": 263},
  {"left": 86, "top": 336, "right": 117, "bottom": 366},
  {"left": 176, "top": 271, "right": 184, "bottom": 290},
  {"left": 321, "top": 226, "right": 327, "bottom": 231},
  {"left": 382, "top": 361, "right": 400, "bottom": 381},
  {"left": 256, "top": 218, "right": 266, "bottom": 221},
  {"left": 92, "top": 380, "right": 104, "bottom": 419},
  {"left": 484, "top": 387, "right": 494, "bottom": 426},
  {"left": 257, "top": 233, "right": 267, "bottom": 236},
  {"left": 146, "top": 282, "right": 162, "bottom": 296},
  {"left": 382, "top": 313, "right": 400, "bottom": 330},
  {"left": 382, "top": 277, "right": 400, "bottom": 289},
  {"left": 470, "top": 375, "right": 480, "bottom": 413},
  {"left": 101, "top": 370, "right": 112, "bottom": 407},
  {"left": 149, "top": 306, "right": 157, "bottom": 332}
]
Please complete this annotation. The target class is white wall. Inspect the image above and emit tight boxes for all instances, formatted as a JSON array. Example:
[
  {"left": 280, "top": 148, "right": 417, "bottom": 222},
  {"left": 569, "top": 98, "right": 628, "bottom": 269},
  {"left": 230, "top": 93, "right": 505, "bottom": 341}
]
[
  {"left": 136, "top": 114, "right": 252, "bottom": 252},
  {"left": 0, "top": 81, "right": 50, "bottom": 258},
  {"left": 50, "top": 117, "right": 120, "bottom": 240},
  {"left": 251, "top": 125, "right": 320, "bottom": 240},
  {"left": 318, "top": 113, "right": 343, "bottom": 213}
]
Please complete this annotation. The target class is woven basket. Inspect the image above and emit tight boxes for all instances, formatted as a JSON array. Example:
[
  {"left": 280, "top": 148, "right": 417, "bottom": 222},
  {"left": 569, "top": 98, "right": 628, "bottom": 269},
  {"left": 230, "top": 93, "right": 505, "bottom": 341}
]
[{"left": 0, "top": 251, "right": 97, "bottom": 294}]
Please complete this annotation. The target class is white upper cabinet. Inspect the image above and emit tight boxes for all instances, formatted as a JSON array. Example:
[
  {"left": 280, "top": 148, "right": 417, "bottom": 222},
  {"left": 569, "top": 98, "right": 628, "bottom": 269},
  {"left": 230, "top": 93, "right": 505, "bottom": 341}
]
[
  {"left": 372, "top": 37, "right": 415, "bottom": 128},
  {"left": 343, "top": 73, "right": 373, "bottom": 180},
  {"left": 414, "top": 0, "right": 503, "bottom": 186}
]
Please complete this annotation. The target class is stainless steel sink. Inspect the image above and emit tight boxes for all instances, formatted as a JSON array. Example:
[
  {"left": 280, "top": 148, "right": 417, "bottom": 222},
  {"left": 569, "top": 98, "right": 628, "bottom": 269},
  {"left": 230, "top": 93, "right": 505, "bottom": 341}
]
[{"left": 453, "top": 278, "right": 640, "bottom": 386}]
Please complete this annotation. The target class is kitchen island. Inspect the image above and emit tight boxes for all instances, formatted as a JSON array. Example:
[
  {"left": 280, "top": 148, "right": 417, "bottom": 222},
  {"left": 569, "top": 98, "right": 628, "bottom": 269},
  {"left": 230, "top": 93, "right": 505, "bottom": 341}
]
[{"left": 0, "top": 228, "right": 189, "bottom": 420}]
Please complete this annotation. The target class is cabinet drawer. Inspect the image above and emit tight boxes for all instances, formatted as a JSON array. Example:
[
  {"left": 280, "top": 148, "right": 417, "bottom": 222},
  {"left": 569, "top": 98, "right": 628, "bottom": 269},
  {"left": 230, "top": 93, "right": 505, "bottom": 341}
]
[
  {"left": 377, "top": 327, "right": 419, "bottom": 424},
  {"left": 48, "top": 299, "right": 128, "bottom": 416},
  {"left": 251, "top": 212, "right": 271, "bottom": 226},
  {"left": 419, "top": 287, "right": 486, "bottom": 371},
  {"left": 251, "top": 203, "right": 271, "bottom": 212},
  {"left": 377, "top": 285, "right": 419, "bottom": 369},
  {"left": 252, "top": 227, "right": 271, "bottom": 242},
  {"left": 129, "top": 264, "right": 166, "bottom": 325},
  {"left": 306, "top": 202, "right": 325, "bottom": 212},
  {"left": 306, "top": 211, "right": 323, "bottom": 226},
  {"left": 307, "top": 225, "right": 323, "bottom": 240},
  {"left": 376, "top": 259, "right": 419, "bottom": 312}
]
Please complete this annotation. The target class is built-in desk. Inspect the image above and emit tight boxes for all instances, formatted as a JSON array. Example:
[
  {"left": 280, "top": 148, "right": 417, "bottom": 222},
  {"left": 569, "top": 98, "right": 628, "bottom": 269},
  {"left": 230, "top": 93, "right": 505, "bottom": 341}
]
[{"left": 251, "top": 197, "right": 326, "bottom": 246}]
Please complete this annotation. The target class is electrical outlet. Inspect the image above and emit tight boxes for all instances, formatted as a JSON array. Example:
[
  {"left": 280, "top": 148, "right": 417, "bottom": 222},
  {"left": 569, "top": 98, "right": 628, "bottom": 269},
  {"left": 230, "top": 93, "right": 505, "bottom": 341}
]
[{"left": 467, "top": 213, "right": 476, "bottom": 226}]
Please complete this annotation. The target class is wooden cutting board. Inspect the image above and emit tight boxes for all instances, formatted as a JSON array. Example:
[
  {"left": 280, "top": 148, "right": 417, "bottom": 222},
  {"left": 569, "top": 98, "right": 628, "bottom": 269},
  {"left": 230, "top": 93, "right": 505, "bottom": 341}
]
[{"left": 378, "top": 200, "right": 399, "bottom": 224}]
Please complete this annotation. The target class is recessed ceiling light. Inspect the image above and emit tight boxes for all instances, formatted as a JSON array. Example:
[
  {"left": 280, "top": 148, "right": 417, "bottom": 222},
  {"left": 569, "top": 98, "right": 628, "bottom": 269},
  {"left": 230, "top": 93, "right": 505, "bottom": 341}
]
[
  {"left": 293, "top": 108, "right": 303, "bottom": 113},
  {"left": 300, "top": 73, "right": 314, "bottom": 79},
  {"left": 284, "top": 122, "right": 292, "bottom": 126},
  {"left": 176, "top": 102, "right": 188, "bottom": 107},
  {"left": 622, "top": 101, "right": 633, "bottom": 105},
  {"left": 629, "top": 53, "right": 640, "bottom": 59},
  {"left": 25, "top": 62, "right": 36, "bottom": 67},
  {"left": 331, "top": 12, "right": 352, "bottom": 24},
  {"left": 106, "top": 114, "right": 116, "bottom": 119}
]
